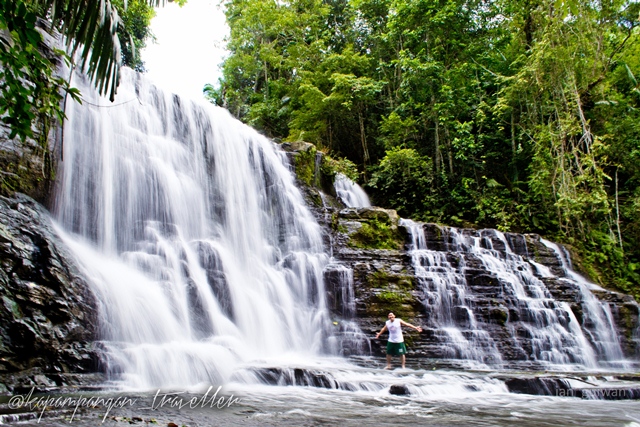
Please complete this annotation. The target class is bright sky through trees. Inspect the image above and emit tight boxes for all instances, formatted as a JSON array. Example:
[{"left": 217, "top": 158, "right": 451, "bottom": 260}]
[{"left": 142, "top": 0, "right": 228, "bottom": 100}]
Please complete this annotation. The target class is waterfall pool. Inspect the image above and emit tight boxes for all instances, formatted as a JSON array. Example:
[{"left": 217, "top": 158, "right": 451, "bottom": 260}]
[{"left": 3, "top": 362, "right": 640, "bottom": 426}]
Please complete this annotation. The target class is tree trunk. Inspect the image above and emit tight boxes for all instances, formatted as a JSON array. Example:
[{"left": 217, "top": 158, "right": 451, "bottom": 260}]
[
  {"left": 435, "top": 119, "right": 441, "bottom": 173},
  {"left": 359, "top": 111, "right": 370, "bottom": 165},
  {"left": 615, "top": 168, "right": 623, "bottom": 251}
]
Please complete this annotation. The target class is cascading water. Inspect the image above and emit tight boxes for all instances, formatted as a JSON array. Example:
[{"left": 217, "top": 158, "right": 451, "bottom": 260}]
[
  {"left": 54, "top": 69, "right": 334, "bottom": 388},
  {"left": 402, "top": 219, "right": 503, "bottom": 367},
  {"left": 324, "top": 264, "right": 371, "bottom": 356},
  {"left": 334, "top": 173, "right": 371, "bottom": 208},
  {"left": 400, "top": 219, "right": 627, "bottom": 370},
  {"left": 540, "top": 239, "right": 626, "bottom": 367}
]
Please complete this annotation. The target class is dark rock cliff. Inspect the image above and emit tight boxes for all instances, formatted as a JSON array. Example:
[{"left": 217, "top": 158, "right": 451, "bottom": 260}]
[{"left": 0, "top": 194, "right": 98, "bottom": 390}]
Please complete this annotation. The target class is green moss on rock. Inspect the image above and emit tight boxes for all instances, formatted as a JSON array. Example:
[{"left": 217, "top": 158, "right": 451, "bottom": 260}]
[
  {"left": 370, "top": 289, "right": 416, "bottom": 317},
  {"left": 617, "top": 303, "right": 639, "bottom": 344},
  {"left": 348, "top": 218, "right": 404, "bottom": 250},
  {"left": 362, "top": 269, "right": 419, "bottom": 317},
  {"left": 293, "top": 145, "right": 317, "bottom": 187},
  {"left": 0, "top": 149, "right": 54, "bottom": 203},
  {"left": 367, "top": 270, "right": 414, "bottom": 289},
  {"left": 490, "top": 307, "right": 508, "bottom": 326}
]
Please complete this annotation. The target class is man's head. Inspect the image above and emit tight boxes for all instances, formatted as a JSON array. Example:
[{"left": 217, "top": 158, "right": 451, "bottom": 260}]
[{"left": 388, "top": 312, "right": 395, "bottom": 321}]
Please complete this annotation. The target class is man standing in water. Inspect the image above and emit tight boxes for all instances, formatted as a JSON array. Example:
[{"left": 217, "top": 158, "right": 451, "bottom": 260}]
[{"left": 375, "top": 312, "right": 422, "bottom": 369}]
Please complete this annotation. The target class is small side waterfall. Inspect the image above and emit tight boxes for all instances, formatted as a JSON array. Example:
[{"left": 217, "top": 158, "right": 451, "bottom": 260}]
[
  {"left": 540, "top": 239, "right": 626, "bottom": 365},
  {"left": 334, "top": 173, "right": 371, "bottom": 208},
  {"left": 401, "top": 219, "right": 627, "bottom": 370},
  {"left": 324, "top": 264, "right": 371, "bottom": 356},
  {"left": 54, "top": 70, "right": 334, "bottom": 388}
]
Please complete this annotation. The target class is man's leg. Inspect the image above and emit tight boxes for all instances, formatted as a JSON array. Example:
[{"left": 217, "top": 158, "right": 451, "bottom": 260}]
[
  {"left": 401, "top": 354, "right": 406, "bottom": 369},
  {"left": 385, "top": 354, "right": 392, "bottom": 369}
]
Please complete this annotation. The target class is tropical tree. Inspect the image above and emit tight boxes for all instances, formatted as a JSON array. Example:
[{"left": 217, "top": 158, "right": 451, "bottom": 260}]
[{"left": 0, "top": 0, "right": 166, "bottom": 197}]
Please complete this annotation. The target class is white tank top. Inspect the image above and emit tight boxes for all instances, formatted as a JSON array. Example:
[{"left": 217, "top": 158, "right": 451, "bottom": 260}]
[{"left": 386, "top": 319, "right": 403, "bottom": 343}]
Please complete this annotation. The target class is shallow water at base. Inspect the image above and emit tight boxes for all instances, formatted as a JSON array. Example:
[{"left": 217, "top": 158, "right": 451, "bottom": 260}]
[
  {"left": 230, "top": 387, "right": 640, "bottom": 427},
  {"left": 4, "top": 363, "right": 640, "bottom": 427},
  {"left": 8, "top": 386, "right": 640, "bottom": 427}
]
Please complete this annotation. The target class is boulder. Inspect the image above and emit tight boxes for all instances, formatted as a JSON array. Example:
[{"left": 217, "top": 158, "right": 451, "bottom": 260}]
[
  {"left": 389, "top": 384, "right": 410, "bottom": 395},
  {"left": 0, "top": 194, "right": 98, "bottom": 386}
]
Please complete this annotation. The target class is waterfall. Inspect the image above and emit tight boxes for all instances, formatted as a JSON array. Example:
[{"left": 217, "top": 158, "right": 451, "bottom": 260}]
[
  {"left": 48, "top": 65, "right": 633, "bottom": 391},
  {"left": 324, "top": 264, "right": 371, "bottom": 356},
  {"left": 401, "top": 219, "right": 627, "bottom": 370},
  {"left": 334, "top": 173, "right": 371, "bottom": 208},
  {"left": 402, "top": 219, "right": 503, "bottom": 367},
  {"left": 540, "top": 239, "right": 626, "bottom": 366},
  {"left": 54, "top": 69, "right": 333, "bottom": 388}
]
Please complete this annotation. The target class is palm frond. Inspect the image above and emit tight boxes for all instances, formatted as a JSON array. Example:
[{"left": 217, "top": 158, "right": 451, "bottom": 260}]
[{"left": 33, "top": 0, "right": 164, "bottom": 100}]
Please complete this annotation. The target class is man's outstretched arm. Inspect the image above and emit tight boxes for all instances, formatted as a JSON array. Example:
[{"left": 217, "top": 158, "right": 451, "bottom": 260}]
[
  {"left": 399, "top": 319, "right": 422, "bottom": 332},
  {"left": 375, "top": 325, "right": 388, "bottom": 338}
]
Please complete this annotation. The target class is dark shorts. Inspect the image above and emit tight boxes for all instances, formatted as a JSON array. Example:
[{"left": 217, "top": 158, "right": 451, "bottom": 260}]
[{"left": 386, "top": 341, "right": 407, "bottom": 356}]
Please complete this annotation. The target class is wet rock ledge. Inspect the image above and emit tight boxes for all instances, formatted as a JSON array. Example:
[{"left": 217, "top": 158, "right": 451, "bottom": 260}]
[{"left": 0, "top": 194, "right": 99, "bottom": 392}]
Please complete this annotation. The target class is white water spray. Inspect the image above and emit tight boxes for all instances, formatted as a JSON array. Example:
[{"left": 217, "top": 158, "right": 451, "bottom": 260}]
[
  {"left": 54, "top": 70, "right": 333, "bottom": 388},
  {"left": 334, "top": 173, "right": 371, "bottom": 208}
]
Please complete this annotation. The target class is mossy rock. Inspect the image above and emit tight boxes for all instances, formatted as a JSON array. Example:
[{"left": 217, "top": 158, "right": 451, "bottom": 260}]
[
  {"left": 358, "top": 208, "right": 398, "bottom": 224},
  {"left": 331, "top": 213, "right": 348, "bottom": 233},
  {"left": 286, "top": 142, "right": 351, "bottom": 196},
  {"left": 337, "top": 208, "right": 405, "bottom": 250},
  {"left": 0, "top": 149, "right": 54, "bottom": 203},
  {"left": 348, "top": 218, "right": 404, "bottom": 250},
  {"left": 281, "top": 141, "right": 315, "bottom": 153},
  {"left": 368, "top": 301, "right": 418, "bottom": 318},
  {"left": 366, "top": 281, "right": 419, "bottom": 317},
  {"left": 490, "top": 307, "right": 508, "bottom": 326},
  {"left": 618, "top": 303, "right": 640, "bottom": 342},
  {"left": 305, "top": 187, "right": 324, "bottom": 208},
  {"left": 292, "top": 144, "right": 318, "bottom": 187},
  {"left": 367, "top": 270, "right": 414, "bottom": 289},
  {"left": 377, "top": 290, "right": 408, "bottom": 304}
]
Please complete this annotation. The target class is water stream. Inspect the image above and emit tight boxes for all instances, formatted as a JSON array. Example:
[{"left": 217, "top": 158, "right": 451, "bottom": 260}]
[{"left": 334, "top": 173, "right": 371, "bottom": 208}]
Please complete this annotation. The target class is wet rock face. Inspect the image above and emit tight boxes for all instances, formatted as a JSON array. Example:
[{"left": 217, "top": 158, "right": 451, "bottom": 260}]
[
  {"left": 322, "top": 208, "right": 423, "bottom": 357},
  {"left": 505, "top": 376, "right": 640, "bottom": 400},
  {"left": 505, "top": 377, "right": 571, "bottom": 396},
  {"left": 334, "top": 207, "right": 403, "bottom": 250},
  {"left": 0, "top": 194, "right": 98, "bottom": 378},
  {"left": 389, "top": 384, "right": 411, "bottom": 395},
  {"left": 320, "top": 204, "right": 640, "bottom": 365}
]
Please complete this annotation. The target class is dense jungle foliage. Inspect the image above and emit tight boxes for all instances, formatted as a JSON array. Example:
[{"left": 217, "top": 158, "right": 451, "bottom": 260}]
[{"left": 210, "top": 0, "right": 640, "bottom": 297}]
